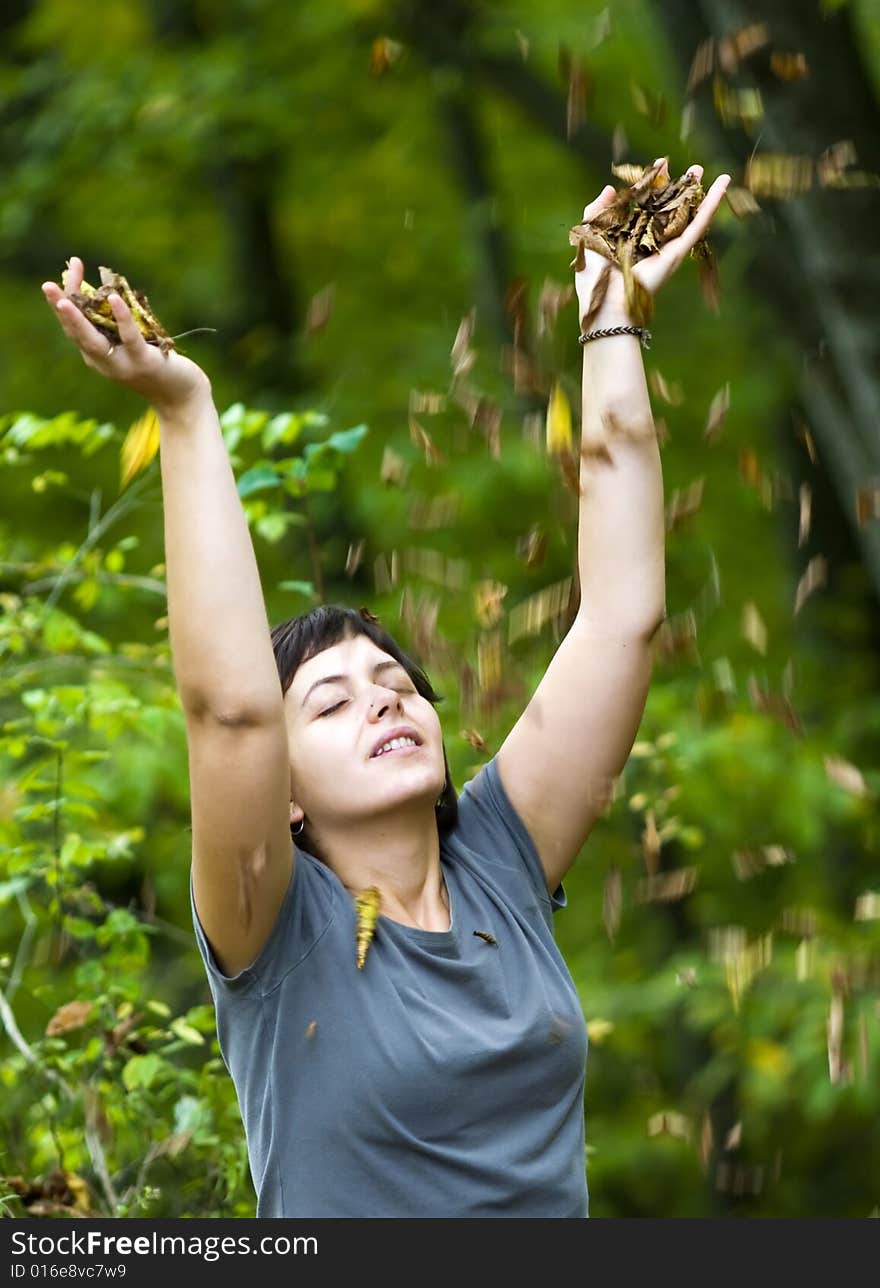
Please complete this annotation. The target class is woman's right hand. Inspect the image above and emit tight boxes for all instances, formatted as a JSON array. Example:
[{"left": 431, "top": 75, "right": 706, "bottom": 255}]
[{"left": 42, "top": 257, "right": 211, "bottom": 417}]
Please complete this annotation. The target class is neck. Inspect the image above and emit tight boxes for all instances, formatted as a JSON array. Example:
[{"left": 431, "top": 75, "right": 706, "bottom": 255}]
[{"left": 316, "top": 805, "right": 449, "bottom": 930}]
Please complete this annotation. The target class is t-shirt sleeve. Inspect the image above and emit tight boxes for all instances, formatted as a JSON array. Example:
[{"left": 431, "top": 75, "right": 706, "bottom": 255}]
[
  {"left": 452, "top": 754, "right": 568, "bottom": 916},
  {"left": 190, "top": 842, "right": 336, "bottom": 995}
]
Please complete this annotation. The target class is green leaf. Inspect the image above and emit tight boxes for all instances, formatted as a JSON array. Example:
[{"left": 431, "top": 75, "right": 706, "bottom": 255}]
[
  {"left": 122, "top": 1052, "right": 163, "bottom": 1091},
  {"left": 236, "top": 464, "right": 280, "bottom": 498},
  {"left": 326, "top": 423, "right": 368, "bottom": 454},
  {"left": 170, "top": 1018, "right": 205, "bottom": 1045}
]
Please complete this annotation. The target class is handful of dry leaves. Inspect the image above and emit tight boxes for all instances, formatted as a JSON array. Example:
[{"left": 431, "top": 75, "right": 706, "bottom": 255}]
[
  {"left": 61, "top": 262, "right": 176, "bottom": 354},
  {"left": 568, "top": 157, "right": 718, "bottom": 327}
]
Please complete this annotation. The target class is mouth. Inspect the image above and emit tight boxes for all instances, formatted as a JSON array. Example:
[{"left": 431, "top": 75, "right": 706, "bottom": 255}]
[{"left": 369, "top": 732, "right": 423, "bottom": 760}]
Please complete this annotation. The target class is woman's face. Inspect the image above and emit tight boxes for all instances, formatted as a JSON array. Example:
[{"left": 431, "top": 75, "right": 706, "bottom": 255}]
[{"left": 283, "top": 631, "right": 445, "bottom": 832}]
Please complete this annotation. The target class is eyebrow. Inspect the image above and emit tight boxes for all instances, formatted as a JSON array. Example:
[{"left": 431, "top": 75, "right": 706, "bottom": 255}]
[{"left": 301, "top": 659, "right": 408, "bottom": 709}]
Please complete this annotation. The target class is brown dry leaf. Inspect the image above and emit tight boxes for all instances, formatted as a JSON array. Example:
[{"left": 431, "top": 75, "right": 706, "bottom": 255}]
[
  {"left": 770, "top": 50, "right": 809, "bottom": 81},
  {"left": 450, "top": 310, "right": 477, "bottom": 383},
  {"left": 537, "top": 278, "right": 575, "bottom": 339},
  {"left": 823, "top": 754, "right": 870, "bottom": 799},
  {"left": 516, "top": 525, "right": 547, "bottom": 569},
  {"left": 793, "top": 554, "right": 827, "bottom": 615},
  {"left": 855, "top": 481, "right": 880, "bottom": 527},
  {"left": 408, "top": 415, "right": 446, "bottom": 467},
  {"left": 507, "top": 577, "right": 573, "bottom": 645},
  {"left": 717, "top": 22, "right": 769, "bottom": 74},
  {"left": 568, "top": 158, "right": 711, "bottom": 312},
  {"left": 799, "top": 483, "right": 812, "bottom": 546},
  {"left": 629, "top": 80, "right": 668, "bottom": 125},
  {"left": 704, "top": 383, "right": 730, "bottom": 442},
  {"left": 637, "top": 867, "right": 698, "bottom": 902},
  {"left": 603, "top": 866, "right": 622, "bottom": 941},
  {"left": 649, "top": 369, "right": 684, "bottom": 406},
  {"left": 304, "top": 284, "right": 335, "bottom": 337},
  {"left": 738, "top": 446, "right": 761, "bottom": 488},
  {"left": 665, "top": 477, "right": 705, "bottom": 532},
  {"left": 647, "top": 1111, "right": 692, "bottom": 1142},
  {"left": 477, "top": 630, "right": 504, "bottom": 705},
  {"left": 45, "top": 1000, "right": 94, "bottom": 1037},
  {"left": 655, "top": 610, "right": 700, "bottom": 666},
  {"left": 700, "top": 1112, "right": 714, "bottom": 1174},
  {"left": 305, "top": 1020, "right": 318, "bottom": 1039},
  {"left": 66, "top": 265, "right": 175, "bottom": 354},
  {"left": 712, "top": 76, "right": 763, "bottom": 127},
  {"left": 731, "top": 845, "right": 796, "bottom": 880},
  {"left": 344, "top": 539, "right": 365, "bottom": 578},
  {"left": 409, "top": 389, "right": 447, "bottom": 415},
  {"left": 474, "top": 579, "right": 508, "bottom": 629},
  {"left": 566, "top": 51, "right": 587, "bottom": 138},
  {"left": 687, "top": 38, "right": 715, "bottom": 93},
  {"left": 399, "top": 586, "right": 440, "bottom": 663},
  {"left": 380, "top": 445, "right": 409, "bottom": 487},
  {"left": 725, "top": 186, "right": 762, "bottom": 218},
  {"left": 854, "top": 892, "right": 880, "bottom": 921},
  {"left": 745, "top": 153, "right": 813, "bottom": 198},
  {"left": 747, "top": 676, "right": 803, "bottom": 736},
  {"left": 474, "top": 398, "right": 503, "bottom": 458},
  {"left": 742, "top": 602, "right": 767, "bottom": 655},
  {"left": 641, "top": 809, "right": 661, "bottom": 875},
  {"left": 370, "top": 37, "right": 403, "bottom": 75},
  {"left": 460, "top": 727, "right": 488, "bottom": 753}
]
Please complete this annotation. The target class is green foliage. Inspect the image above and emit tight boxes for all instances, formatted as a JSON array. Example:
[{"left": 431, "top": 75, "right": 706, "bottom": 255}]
[{"left": 0, "top": 398, "right": 368, "bottom": 1216}]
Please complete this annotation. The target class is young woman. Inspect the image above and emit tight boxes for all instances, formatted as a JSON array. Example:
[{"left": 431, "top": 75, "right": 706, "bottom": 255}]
[{"left": 41, "top": 162, "right": 729, "bottom": 1217}]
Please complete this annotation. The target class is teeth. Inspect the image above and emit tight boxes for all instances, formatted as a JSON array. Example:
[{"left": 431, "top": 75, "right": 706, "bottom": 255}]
[{"left": 374, "top": 736, "right": 417, "bottom": 757}]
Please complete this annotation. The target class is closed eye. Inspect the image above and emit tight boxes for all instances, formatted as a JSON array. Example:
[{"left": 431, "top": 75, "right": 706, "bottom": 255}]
[{"left": 318, "top": 686, "right": 415, "bottom": 718}]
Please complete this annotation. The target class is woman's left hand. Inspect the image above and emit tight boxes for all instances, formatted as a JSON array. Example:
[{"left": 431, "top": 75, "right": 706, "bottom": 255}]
[{"left": 575, "top": 159, "right": 731, "bottom": 319}]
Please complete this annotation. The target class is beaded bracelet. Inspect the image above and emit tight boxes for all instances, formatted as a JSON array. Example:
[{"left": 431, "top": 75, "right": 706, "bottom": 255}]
[{"left": 578, "top": 325, "right": 652, "bottom": 351}]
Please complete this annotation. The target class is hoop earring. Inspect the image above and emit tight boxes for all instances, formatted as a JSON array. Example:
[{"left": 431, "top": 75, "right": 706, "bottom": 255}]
[{"left": 292, "top": 818, "right": 305, "bottom": 836}]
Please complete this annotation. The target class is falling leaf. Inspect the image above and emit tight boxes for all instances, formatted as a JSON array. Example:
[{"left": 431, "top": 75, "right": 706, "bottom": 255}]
[
  {"left": 641, "top": 809, "right": 661, "bottom": 875},
  {"left": 473, "top": 579, "right": 508, "bottom": 629},
  {"left": 450, "top": 311, "right": 477, "bottom": 382},
  {"left": 380, "top": 445, "right": 409, "bottom": 487},
  {"left": 305, "top": 1020, "right": 318, "bottom": 1038},
  {"left": 408, "top": 415, "right": 445, "bottom": 467},
  {"left": 354, "top": 886, "right": 381, "bottom": 969},
  {"left": 565, "top": 50, "right": 587, "bottom": 138},
  {"left": 602, "top": 866, "right": 622, "bottom": 941},
  {"left": 745, "top": 153, "right": 813, "bottom": 198},
  {"left": 516, "top": 525, "right": 547, "bottom": 569},
  {"left": 537, "top": 279, "right": 575, "bottom": 339},
  {"left": 799, "top": 483, "right": 812, "bottom": 546},
  {"left": 854, "top": 892, "right": 880, "bottom": 921},
  {"left": 546, "top": 382, "right": 573, "bottom": 454},
  {"left": 742, "top": 602, "right": 767, "bottom": 654},
  {"left": 460, "top": 727, "right": 488, "bottom": 753},
  {"left": 712, "top": 76, "right": 764, "bottom": 127},
  {"left": 770, "top": 50, "right": 809, "bottom": 80},
  {"left": 665, "top": 477, "right": 704, "bottom": 531},
  {"left": 704, "top": 383, "right": 730, "bottom": 442},
  {"left": 649, "top": 369, "right": 684, "bottom": 406},
  {"left": 473, "top": 929, "right": 498, "bottom": 946},
  {"left": 515, "top": 29, "right": 529, "bottom": 60},
  {"left": 823, "top": 754, "right": 870, "bottom": 798},
  {"left": 793, "top": 554, "right": 827, "bottom": 614},
  {"left": 304, "top": 284, "right": 335, "bottom": 337},
  {"left": 370, "top": 37, "right": 403, "bottom": 76},
  {"left": 508, "top": 577, "right": 573, "bottom": 644},
  {"left": 855, "top": 481, "right": 880, "bottom": 527},
  {"left": 120, "top": 407, "right": 161, "bottom": 492},
  {"left": 724, "top": 186, "right": 762, "bottom": 218},
  {"left": 45, "top": 1000, "right": 94, "bottom": 1037},
  {"left": 344, "top": 539, "right": 365, "bottom": 577},
  {"left": 586, "top": 1017, "right": 614, "bottom": 1042},
  {"left": 647, "top": 1111, "right": 691, "bottom": 1142},
  {"left": 637, "top": 866, "right": 698, "bottom": 902}
]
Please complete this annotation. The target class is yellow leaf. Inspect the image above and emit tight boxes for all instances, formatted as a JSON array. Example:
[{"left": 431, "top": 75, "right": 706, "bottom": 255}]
[
  {"left": 354, "top": 886, "right": 381, "bottom": 969},
  {"left": 747, "top": 1038, "right": 790, "bottom": 1078},
  {"left": 546, "top": 382, "right": 572, "bottom": 454},
  {"left": 120, "top": 407, "right": 160, "bottom": 492},
  {"left": 586, "top": 1018, "right": 614, "bottom": 1043}
]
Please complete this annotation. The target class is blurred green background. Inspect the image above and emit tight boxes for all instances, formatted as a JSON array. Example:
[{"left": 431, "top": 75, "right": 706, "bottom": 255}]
[{"left": 1, "top": 0, "right": 879, "bottom": 1217}]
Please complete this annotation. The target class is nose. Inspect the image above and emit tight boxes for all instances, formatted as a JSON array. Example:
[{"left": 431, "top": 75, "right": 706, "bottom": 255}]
[{"left": 367, "top": 687, "right": 404, "bottom": 720}]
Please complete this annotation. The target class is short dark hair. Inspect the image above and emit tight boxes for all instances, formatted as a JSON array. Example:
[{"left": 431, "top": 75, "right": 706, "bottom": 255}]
[{"left": 270, "top": 603, "right": 458, "bottom": 855}]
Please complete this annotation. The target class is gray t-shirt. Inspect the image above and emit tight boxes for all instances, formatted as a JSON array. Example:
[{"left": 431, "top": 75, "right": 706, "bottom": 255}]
[{"left": 190, "top": 754, "right": 589, "bottom": 1217}]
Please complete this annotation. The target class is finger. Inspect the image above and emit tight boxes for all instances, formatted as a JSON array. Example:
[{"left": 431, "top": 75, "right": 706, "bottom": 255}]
[
  {"left": 107, "top": 292, "right": 148, "bottom": 352},
  {"left": 582, "top": 184, "right": 617, "bottom": 221},
  {"left": 51, "top": 294, "right": 116, "bottom": 361},
  {"left": 667, "top": 173, "right": 730, "bottom": 258},
  {"left": 63, "top": 256, "right": 84, "bottom": 295}
]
